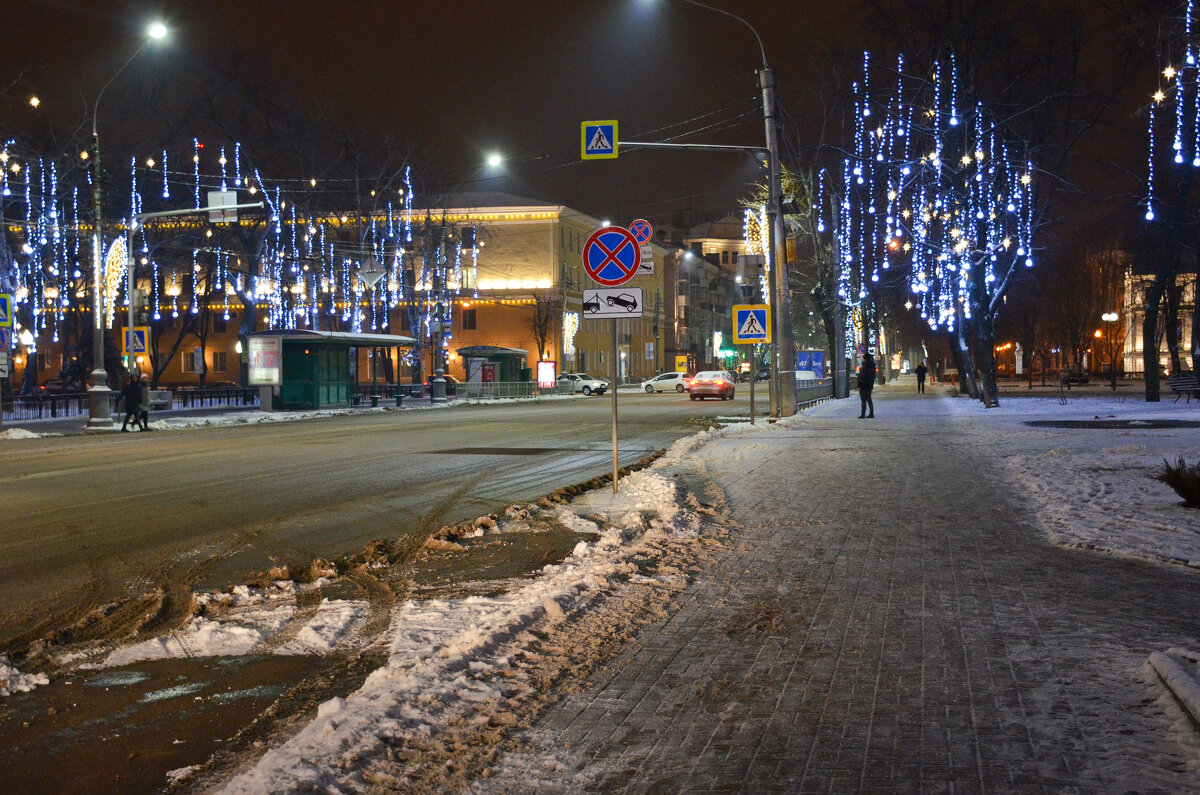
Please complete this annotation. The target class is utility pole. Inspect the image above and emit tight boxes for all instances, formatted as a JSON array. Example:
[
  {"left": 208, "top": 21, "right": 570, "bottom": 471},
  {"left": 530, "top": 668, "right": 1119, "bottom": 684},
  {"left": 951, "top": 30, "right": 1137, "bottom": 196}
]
[
  {"left": 760, "top": 65, "right": 797, "bottom": 417},
  {"left": 654, "top": 287, "right": 662, "bottom": 373}
]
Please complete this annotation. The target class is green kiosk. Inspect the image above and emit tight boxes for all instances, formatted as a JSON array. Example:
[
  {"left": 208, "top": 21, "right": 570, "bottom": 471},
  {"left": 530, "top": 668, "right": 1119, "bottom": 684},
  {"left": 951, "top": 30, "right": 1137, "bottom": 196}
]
[{"left": 247, "top": 330, "right": 416, "bottom": 410}]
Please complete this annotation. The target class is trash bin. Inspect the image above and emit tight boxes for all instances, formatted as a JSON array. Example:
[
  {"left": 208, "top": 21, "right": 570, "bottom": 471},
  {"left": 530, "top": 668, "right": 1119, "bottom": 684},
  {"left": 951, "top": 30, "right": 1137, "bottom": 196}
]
[
  {"left": 395, "top": 394, "right": 404, "bottom": 407},
  {"left": 370, "top": 394, "right": 379, "bottom": 407}
]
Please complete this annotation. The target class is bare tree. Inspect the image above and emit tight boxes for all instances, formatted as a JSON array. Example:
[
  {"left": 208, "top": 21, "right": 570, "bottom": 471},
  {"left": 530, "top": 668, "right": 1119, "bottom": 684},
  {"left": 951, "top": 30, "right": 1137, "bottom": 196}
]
[{"left": 528, "top": 291, "right": 561, "bottom": 364}]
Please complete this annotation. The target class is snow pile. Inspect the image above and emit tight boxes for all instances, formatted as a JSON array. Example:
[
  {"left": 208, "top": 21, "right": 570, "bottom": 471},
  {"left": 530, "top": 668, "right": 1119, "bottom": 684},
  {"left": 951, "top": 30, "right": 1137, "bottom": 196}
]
[
  {"left": 219, "top": 469, "right": 699, "bottom": 793},
  {"left": 148, "top": 408, "right": 354, "bottom": 431},
  {"left": 0, "top": 427, "right": 43, "bottom": 440},
  {"left": 0, "top": 655, "right": 49, "bottom": 697},
  {"left": 103, "top": 611, "right": 291, "bottom": 666},
  {"left": 102, "top": 581, "right": 301, "bottom": 666},
  {"left": 276, "top": 600, "right": 368, "bottom": 655}
]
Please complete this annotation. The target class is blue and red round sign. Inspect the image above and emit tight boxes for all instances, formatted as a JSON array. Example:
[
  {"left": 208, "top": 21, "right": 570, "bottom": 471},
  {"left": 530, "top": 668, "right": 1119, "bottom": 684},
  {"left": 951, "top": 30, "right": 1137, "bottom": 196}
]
[
  {"left": 628, "top": 218, "right": 653, "bottom": 244},
  {"left": 582, "top": 226, "right": 641, "bottom": 287}
]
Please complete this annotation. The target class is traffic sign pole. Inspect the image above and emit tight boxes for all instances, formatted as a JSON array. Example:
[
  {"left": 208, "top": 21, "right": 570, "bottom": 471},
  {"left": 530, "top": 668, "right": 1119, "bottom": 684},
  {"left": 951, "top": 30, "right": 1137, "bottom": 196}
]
[
  {"left": 611, "top": 319, "right": 619, "bottom": 494},
  {"left": 748, "top": 345, "right": 757, "bottom": 426}
]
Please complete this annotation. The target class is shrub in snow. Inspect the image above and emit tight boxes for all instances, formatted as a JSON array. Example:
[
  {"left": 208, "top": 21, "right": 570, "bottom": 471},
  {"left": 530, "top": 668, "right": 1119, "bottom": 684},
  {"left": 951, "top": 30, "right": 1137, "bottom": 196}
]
[{"left": 1157, "top": 456, "right": 1200, "bottom": 507}]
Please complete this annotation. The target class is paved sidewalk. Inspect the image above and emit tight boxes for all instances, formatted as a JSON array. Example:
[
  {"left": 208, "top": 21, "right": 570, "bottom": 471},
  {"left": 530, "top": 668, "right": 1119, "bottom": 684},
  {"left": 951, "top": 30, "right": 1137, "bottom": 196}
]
[{"left": 482, "top": 387, "right": 1200, "bottom": 792}]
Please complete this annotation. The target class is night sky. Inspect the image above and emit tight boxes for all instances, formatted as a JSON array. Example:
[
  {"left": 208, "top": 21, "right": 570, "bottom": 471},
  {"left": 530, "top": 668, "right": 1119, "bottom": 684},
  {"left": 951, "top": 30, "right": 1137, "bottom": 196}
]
[{"left": 2, "top": 0, "right": 1150, "bottom": 234}]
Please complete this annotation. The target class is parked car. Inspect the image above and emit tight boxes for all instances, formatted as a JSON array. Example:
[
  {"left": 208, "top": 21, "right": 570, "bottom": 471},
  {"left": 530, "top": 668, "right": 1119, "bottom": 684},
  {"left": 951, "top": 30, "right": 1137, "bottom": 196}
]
[
  {"left": 1060, "top": 367, "right": 1088, "bottom": 385},
  {"left": 643, "top": 371, "right": 691, "bottom": 393},
  {"left": 688, "top": 370, "right": 736, "bottom": 400},
  {"left": 738, "top": 368, "right": 770, "bottom": 383},
  {"left": 37, "top": 379, "right": 70, "bottom": 394},
  {"left": 558, "top": 372, "right": 608, "bottom": 395},
  {"left": 423, "top": 374, "right": 461, "bottom": 395}
]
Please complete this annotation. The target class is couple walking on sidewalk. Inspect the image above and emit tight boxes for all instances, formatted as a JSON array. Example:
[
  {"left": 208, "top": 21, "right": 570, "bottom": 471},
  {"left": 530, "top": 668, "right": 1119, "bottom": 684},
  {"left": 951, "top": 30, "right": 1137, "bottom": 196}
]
[{"left": 119, "top": 373, "right": 154, "bottom": 432}]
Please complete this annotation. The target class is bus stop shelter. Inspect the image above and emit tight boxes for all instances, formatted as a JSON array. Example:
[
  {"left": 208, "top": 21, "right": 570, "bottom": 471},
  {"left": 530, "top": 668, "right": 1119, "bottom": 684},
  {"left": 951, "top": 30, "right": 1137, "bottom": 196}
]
[
  {"left": 457, "top": 345, "right": 530, "bottom": 384},
  {"left": 247, "top": 330, "right": 416, "bottom": 410}
]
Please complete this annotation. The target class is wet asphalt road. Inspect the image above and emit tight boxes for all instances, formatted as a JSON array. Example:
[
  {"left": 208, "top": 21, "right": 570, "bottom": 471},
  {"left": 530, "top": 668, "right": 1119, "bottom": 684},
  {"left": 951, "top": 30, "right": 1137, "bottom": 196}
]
[{"left": 0, "top": 390, "right": 761, "bottom": 653}]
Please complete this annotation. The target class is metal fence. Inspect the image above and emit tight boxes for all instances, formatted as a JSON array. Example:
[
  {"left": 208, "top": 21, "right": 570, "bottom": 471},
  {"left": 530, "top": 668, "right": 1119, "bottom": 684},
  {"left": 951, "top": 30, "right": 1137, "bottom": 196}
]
[
  {"left": 3, "top": 379, "right": 590, "bottom": 422},
  {"left": 352, "top": 381, "right": 576, "bottom": 403},
  {"left": 2, "top": 387, "right": 259, "bottom": 423},
  {"left": 795, "top": 379, "right": 835, "bottom": 409}
]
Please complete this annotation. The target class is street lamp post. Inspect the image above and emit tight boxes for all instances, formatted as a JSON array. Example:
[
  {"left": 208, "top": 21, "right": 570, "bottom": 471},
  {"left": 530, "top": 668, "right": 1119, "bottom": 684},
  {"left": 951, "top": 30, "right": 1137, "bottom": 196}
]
[
  {"left": 1102, "top": 311, "right": 1120, "bottom": 390},
  {"left": 676, "top": 1, "right": 796, "bottom": 416},
  {"left": 86, "top": 21, "right": 167, "bottom": 427}
]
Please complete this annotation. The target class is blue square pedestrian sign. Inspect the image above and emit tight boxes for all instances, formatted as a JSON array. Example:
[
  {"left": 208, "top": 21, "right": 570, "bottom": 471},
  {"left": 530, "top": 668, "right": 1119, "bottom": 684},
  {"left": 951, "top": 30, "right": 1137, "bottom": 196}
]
[
  {"left": 0, "top": 293, "right": 12, "bottom": 328},
  {"left": 123, "top": 326, "right": 151, "bottom": 356},
  {"left": 581, "top": 120, "right": 618, "bottom": 160},
  {"left": 732, "top": 304, "right": 771, "bottom": 344}
]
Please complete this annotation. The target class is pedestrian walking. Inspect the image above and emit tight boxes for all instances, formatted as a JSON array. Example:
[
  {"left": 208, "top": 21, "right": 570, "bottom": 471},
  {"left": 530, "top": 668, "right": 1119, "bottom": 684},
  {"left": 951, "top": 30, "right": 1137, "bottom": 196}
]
[
  {"left": 138, "top": 373, "right": 153, "bottom": 431},
  {"left": 120, "top": 374, "right": 142, "bottom": 432},
  {"left": 915, "top": 360, "right": 928, "bottom": 394},
  {"left": 858, "top": 351, "right": 876, "bottom": 418}
]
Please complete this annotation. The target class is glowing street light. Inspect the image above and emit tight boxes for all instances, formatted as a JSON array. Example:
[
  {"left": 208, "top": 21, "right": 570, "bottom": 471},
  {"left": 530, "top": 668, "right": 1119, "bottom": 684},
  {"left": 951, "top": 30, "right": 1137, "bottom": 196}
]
[
  {"left": 651, "top": 0, "right": 796, "bottom": 415},
  {"left": 86, "top": 21, "right": 168, "bottom": 427}
]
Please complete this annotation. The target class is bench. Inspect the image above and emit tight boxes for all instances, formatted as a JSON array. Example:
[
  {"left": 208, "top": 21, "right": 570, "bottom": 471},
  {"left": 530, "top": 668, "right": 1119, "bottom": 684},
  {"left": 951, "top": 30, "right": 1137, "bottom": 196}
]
[
  {"left": 1167, "top": 374, "right": 1200, "bottom": 403},
  {"left": 147, "top": 389, "right": 173, "bottom": 410}
]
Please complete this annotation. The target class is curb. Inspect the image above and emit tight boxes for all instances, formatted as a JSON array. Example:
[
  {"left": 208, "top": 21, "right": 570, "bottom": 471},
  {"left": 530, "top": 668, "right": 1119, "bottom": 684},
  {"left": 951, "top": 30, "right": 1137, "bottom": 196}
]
[{"left": 1149, "top": 649, "right": 1200, "bottom": 727}]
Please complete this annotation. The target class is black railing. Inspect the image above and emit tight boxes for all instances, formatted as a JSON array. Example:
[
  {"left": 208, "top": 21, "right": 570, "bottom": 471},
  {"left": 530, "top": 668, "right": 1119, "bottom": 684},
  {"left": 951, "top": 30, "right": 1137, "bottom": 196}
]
[
  {"left": 795, "top": 379, "right": 834, "bottom": 408},
  {"left": 174, "top": 387, "right": 259, "bottom": 409},
  {"left": 2, "top": 392, "right": 92, "bottom": 421},
  {"left": 2, "top": 387, "right": 260, "bottom": 423}
]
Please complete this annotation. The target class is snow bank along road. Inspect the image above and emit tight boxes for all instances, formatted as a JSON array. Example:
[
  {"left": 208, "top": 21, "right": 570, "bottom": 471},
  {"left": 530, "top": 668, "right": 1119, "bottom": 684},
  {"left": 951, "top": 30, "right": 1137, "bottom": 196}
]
[{"left": 0, "top": 394, "right": 732, "bottom": 656}]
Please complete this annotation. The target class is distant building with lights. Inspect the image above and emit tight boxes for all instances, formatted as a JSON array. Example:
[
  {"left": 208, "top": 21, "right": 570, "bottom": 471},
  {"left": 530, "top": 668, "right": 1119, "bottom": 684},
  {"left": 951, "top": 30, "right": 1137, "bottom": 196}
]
[{"left": 7, "top": 192, "right": 672, "bottom": 391}]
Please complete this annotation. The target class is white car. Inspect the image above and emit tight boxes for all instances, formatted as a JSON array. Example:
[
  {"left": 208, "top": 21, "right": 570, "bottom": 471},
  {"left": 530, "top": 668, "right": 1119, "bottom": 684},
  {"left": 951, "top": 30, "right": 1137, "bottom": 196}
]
[
  {"left": 643, "top": 371, "right": 692, "bottom": 393},
  {"left": 558, "top": 372, "right": 608, "bottom": 395}
]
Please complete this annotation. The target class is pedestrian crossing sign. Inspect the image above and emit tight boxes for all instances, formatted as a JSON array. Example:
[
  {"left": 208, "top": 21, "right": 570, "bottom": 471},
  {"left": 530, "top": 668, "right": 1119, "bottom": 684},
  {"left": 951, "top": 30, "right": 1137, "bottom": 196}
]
[
  {"left": 0, "top": 293, "right": 12, "bottom": 328},
  {"left": 732, "top": 304, "right": 771, "bottom": 344},
  {"left": 581, "top": 120, "right": 618, "bottom": 160},
  {"left": 123, "top": 326, "right": 151, "bottom": 356}
]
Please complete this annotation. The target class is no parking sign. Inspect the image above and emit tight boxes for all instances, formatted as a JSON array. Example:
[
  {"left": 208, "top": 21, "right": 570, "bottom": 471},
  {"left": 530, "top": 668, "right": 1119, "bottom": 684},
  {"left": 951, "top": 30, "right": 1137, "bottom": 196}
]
[{"left": 582, "top": 226, "right": 641, "bottom": 287}]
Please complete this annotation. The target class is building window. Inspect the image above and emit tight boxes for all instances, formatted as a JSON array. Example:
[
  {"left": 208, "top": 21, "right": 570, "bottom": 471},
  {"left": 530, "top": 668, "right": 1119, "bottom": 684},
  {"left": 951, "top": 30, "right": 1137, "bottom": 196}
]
[
  {"left": 182, "top": 352, "right": 198, "bottom": 374},
  {"left": 722, "top": 251, "right": 729, "bottom": 264},
  {"left": 212, "top": 351, "right": 228, "bottom": 372},
  {"left": 462, "top": 308, "right": 477, "bottom": 330},
  {"left": 731, "top": 251, "right": 739, "bottom": 264},
  {"left": 213, "top": 315, "right": 227, "bottom": 334}
]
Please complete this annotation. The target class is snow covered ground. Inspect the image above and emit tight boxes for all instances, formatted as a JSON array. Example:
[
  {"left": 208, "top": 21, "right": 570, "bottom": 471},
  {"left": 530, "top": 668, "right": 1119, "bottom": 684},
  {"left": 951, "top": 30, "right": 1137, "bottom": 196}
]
[
  {"left": 4, "top": 389, "right": 1200, "bottom": 791},
  {"left": 804, "top": 392, "right": 1200, "bottom": 569}
]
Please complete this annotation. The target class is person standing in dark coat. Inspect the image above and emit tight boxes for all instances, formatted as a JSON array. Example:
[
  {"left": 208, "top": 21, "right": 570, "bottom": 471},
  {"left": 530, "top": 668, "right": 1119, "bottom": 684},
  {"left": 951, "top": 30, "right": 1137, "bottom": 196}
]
[
  {"left": 858, "top": 351, "right": 876, "bottom": 418},
  {"left": 138, "top": 373, "right": 153, "bottom": 431},
  {"left": 120, "top": 374, "right": 142, "bottom": 432},
  {"left": 915, "top": 360, "right": 929, "bottom": 394}
]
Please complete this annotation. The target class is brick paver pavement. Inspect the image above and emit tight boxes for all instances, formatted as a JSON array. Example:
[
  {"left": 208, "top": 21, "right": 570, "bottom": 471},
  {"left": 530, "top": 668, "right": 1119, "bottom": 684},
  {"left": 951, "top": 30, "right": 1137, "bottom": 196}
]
[{"left": 481, "top": 387, "right": 1200, "bottom": 793}]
